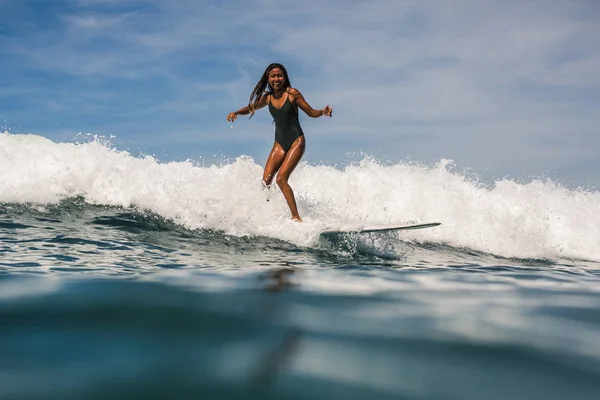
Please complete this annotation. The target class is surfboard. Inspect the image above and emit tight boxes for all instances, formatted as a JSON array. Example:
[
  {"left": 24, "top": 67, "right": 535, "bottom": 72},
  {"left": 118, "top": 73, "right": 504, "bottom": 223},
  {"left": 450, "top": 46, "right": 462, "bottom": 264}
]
[{"left": 321, "top": 222, "right": 441, "bottom": 235}]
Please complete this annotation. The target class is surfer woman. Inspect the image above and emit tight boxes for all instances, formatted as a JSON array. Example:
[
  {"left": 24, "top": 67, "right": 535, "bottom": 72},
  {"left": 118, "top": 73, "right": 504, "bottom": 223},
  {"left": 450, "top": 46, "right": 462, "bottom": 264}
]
[{"left": 227, "top": 63, "right": 332, "bottom": 222}]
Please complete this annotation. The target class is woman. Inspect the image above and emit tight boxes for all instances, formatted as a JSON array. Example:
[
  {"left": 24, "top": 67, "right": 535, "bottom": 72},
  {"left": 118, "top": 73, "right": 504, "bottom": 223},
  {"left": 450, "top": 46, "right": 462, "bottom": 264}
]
[{"left": 227, "top": 63, "right": 332, "bottom": 222}]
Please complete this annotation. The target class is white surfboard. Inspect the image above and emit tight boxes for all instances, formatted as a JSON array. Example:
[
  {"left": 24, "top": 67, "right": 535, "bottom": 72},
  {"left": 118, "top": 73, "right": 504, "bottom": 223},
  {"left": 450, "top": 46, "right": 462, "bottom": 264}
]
[{"left": 321, "top": 222, "right": 441, "bottom": 235}]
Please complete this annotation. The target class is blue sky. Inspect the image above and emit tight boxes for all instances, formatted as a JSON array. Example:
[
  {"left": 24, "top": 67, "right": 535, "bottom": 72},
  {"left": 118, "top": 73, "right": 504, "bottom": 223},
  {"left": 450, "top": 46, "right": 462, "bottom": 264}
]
[{"left": 1, "top": 0, "right": 599, "bottom": 187}]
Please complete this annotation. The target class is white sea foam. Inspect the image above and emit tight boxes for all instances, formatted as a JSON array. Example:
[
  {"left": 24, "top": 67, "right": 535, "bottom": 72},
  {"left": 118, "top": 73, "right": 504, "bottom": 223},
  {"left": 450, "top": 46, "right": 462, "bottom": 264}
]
[{"left": 1, "top": 132, "right": 599, "bottom": 261}]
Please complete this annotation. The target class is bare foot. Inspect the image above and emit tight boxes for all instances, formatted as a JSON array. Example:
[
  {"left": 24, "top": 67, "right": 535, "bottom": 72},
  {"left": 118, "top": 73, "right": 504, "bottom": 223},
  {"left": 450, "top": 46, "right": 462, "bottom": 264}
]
[{"left": 291, "top": 216, "right": 303, "bottom": 222}]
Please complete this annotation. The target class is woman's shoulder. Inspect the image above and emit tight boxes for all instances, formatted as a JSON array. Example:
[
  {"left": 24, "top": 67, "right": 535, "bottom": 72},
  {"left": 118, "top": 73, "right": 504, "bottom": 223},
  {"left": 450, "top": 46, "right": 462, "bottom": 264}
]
[{"left": 286, "top": 88, "right": 303, "bottom": 98}]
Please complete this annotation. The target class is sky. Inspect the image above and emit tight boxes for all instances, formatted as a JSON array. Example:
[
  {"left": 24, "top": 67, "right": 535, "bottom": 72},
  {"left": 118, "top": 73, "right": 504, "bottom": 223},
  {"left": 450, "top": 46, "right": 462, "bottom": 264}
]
[{"left": 1, "top": 0, "right": 599, "bottom": 188}]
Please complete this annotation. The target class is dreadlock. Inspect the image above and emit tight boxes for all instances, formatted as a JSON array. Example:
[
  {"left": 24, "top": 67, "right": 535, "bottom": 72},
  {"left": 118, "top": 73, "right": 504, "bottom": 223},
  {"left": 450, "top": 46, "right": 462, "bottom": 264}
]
[{"left": 247, "top": 63, "right": 291, "bottom": 119}]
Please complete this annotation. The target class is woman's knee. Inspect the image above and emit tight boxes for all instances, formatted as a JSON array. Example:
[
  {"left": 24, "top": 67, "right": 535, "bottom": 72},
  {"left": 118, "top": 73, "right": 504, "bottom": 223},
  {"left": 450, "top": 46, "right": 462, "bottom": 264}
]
[{"left": 275, "top": 173, "right": 288, "bottom": 188}]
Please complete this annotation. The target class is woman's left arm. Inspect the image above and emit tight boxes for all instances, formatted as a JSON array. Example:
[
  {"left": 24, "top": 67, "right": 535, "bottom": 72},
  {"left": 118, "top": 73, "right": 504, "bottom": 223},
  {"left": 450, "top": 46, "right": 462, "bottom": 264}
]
[{"left": 289, "top": 88, "right": 332, "bottom": 118}]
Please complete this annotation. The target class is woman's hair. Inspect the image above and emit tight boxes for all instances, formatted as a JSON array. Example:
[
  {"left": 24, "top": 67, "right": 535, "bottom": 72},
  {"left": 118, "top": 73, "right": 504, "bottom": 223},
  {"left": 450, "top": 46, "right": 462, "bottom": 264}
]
[{"left": 248, "top": 63, "right": 291, "bottom": 118}]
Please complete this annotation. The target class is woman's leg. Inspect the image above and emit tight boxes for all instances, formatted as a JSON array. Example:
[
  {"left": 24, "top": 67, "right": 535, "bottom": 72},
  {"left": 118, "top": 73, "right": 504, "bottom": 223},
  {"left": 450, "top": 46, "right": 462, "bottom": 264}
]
[
  {"left": 275, "top": 136, "right": 306, "bottom": 221},
  {"left": 263, "top": 142, "right": 286, "bottom": 187}
]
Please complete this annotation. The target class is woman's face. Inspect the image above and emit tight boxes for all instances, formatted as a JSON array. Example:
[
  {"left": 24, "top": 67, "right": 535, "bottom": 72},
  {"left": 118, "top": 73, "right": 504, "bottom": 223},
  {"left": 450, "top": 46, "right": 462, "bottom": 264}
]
[{"left": 268, "top": 68, "right": 285, "bottom": 90}]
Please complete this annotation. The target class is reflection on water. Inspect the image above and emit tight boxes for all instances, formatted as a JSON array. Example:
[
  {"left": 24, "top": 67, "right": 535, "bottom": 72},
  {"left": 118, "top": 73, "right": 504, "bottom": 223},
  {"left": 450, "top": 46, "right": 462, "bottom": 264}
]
[
  {"left": 253, "top": 268, "right": 303, "bottom": 392},
  {"left": 262, "top": 268, "right": 297, "bottom": 292}
]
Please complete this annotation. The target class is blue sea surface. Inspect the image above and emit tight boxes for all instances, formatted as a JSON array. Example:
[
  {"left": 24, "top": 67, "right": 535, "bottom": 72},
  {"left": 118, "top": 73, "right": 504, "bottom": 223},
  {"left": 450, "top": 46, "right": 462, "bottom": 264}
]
[{"left": 1, "top": 202, "right": 599, "bottom": 400}]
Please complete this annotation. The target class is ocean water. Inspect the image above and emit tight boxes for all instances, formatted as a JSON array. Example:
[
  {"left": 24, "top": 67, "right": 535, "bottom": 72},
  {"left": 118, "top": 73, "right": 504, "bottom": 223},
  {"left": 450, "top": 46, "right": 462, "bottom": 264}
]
[{"left": 1, "top": 132, "right": 600, "bottom": 400}]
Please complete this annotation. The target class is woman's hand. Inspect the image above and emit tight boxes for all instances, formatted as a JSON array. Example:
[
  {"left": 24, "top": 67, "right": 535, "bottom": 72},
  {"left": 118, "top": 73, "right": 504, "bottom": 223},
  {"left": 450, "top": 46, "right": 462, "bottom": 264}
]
[
  {"left": 321, "top": 105, "right": 332, "bottom": 117},
  {"left": 227, "top": 112, "right": 238, "bottom": 122}
]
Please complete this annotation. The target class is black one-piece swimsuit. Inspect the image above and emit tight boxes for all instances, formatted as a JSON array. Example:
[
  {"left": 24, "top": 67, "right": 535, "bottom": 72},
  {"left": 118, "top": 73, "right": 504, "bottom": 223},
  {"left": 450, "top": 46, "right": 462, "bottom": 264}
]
[{"left": 268, "top": 94, "right": 304, "bottom": 152}]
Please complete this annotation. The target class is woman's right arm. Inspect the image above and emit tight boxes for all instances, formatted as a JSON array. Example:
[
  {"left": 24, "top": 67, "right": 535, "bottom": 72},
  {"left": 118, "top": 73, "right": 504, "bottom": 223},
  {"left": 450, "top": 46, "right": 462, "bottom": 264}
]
[{"left": 227, "top": 94, "right": 269, "bottom": 122}]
